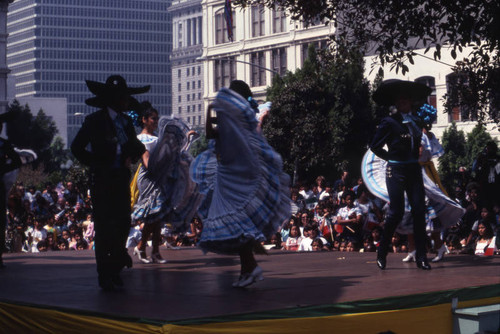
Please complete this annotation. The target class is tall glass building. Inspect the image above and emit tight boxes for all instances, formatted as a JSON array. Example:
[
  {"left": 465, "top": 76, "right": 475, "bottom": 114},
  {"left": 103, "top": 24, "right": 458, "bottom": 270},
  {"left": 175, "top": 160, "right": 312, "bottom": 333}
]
[{"left": 7, "top": 0, "right": 172, "bottom": 143}]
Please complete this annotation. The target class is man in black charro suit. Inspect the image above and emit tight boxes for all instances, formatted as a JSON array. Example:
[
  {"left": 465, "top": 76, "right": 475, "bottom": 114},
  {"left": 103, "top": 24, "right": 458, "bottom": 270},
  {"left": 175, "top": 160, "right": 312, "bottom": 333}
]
[{"left": 71, "top": 75, "right": 148, "bottom": 290}]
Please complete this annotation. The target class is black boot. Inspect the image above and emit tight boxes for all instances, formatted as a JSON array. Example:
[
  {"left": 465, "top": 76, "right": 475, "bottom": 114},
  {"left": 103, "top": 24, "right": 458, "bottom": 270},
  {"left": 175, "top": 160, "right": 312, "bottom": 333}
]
[
  {"left": 416, "top": 258, "right": 432, "bottom": 270},
  {"left": 376, "top": 248, "right": 387, "bottom": 270}
]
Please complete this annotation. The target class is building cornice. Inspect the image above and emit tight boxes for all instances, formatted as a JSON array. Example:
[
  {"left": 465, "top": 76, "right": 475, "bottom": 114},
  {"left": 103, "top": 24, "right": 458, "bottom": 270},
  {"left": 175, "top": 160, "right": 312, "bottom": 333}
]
[
  {"left": 168, "top": 0, "right": 202, "bottom": 14},
  {"left": 171, "top": 45, "right": 203, "bottom": 61}
]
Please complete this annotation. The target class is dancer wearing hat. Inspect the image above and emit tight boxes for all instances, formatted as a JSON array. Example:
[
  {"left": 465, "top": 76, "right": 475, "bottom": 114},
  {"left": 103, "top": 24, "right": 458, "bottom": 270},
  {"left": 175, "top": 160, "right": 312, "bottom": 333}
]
[
  {"left": 370, "top": 79, "right": 432, "bottom": 270},
  {"left": 191, "top": 80, "right": 290, "bottom": 288},
  {"left": 71, "top": 75, "right": 148, "bottom": 290}
]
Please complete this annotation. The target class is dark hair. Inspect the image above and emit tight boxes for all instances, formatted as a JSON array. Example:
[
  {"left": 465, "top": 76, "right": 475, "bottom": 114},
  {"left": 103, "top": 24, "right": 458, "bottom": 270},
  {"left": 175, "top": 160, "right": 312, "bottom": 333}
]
[
  {"left": 477, "top": 221, "right": 494, "bottom": 239},
  {"left": 290, "top": 224, "right": 302, "bottom": 237},
  {"left": 76, "top": 240, "right": 88, "bottom": 250},
  {"left": 229, "top": 80, "right": 252, "bottom": 100},
  {"left": 138, "top": 101, "right": 158, "bottom": 128},
  {"left": 312, "top": 238, "right": 323, "bottom": 248},
  {"left": 342, "top": 190, "right": 356, "bottom": 200}
]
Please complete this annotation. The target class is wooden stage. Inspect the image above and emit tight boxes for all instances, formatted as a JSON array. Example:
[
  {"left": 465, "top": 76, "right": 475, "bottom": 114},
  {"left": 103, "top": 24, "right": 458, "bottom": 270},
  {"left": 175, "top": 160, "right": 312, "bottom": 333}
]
[{"left": 0, "top": 248, "right": 499, "bottom": 325}]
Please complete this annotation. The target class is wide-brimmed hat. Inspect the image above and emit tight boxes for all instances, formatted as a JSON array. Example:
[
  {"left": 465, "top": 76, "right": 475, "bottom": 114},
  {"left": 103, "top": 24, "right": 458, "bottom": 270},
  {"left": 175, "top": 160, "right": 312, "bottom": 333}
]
[
  {"left": 85, "top": 75, "right": 150, "bottom": 108},
  {"left": 0, "top": 110, "right": 19, "bottom": 123},
  {"left": 373, "top": 79, "right": 432, "bottom": 105}
]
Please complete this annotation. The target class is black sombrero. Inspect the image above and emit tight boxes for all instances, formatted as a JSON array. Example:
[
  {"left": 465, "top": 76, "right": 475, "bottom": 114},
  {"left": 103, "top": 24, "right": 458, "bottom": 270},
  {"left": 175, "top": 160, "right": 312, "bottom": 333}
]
[
  {"left": 85, "top": 75, "right": 150, "bottom": 108},
  {"left": 373, "top": 79, "right": 432, "bottom": 105}
]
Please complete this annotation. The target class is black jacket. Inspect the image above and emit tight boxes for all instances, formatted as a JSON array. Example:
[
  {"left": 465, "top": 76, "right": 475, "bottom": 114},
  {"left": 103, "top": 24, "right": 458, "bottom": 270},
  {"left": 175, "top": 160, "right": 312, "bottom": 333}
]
[
  {"left": 370, "top": 112, "right": 422, "bottom": 162},
  {"left": 71, "top": 109, "right": 145, "bottom": 172}
]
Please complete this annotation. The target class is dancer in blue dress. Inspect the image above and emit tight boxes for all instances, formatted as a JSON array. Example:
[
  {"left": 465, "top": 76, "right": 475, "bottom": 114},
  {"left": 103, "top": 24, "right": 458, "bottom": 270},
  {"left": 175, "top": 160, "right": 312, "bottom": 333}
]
[{"left": 191, "top": 80, "right": 290, "bottom": 288}]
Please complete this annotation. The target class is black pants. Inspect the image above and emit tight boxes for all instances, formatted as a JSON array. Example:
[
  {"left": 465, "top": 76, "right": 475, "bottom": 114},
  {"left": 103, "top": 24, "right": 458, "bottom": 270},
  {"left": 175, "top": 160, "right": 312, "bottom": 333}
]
[
  {"left": 0, "top": 181, "right": 5, "bottom": 257},
  {"left": 380, "top": 163, "right": 427, "bottom": 260},
  {"left": 90, "top": 168, "right": 131, "bottom": 279}
]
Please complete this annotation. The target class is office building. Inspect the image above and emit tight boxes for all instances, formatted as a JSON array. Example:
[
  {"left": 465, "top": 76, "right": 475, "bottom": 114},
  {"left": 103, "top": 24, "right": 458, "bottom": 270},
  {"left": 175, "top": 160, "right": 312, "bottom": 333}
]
[
  {"left": 7, "top": 0, "right": 173, "bottom": 143},
  {"left": 169, "top": 0, "right": 204, "bottom": 129}
]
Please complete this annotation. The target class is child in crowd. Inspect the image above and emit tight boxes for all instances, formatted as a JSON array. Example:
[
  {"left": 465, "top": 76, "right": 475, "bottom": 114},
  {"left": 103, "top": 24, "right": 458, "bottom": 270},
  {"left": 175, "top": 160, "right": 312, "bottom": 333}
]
[
  {"left": 391, "top": 233, "right": 407, "bottom": 253},
  {"left": 25, "top": 216, "right": 47, "bottom": 253},
  {"left": 285, "top": 225, "right": 302, "bottom": 251}
]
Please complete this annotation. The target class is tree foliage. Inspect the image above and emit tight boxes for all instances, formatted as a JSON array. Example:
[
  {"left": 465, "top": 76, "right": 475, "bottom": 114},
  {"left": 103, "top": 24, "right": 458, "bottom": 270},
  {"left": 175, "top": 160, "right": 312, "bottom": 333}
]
[
  {"left": 438, "top": 122, "right": 467, "bottom": 193},
  {"left": 6, "top": 99, "right": 70, "bottom": 174},
  {"left": 465, "top": 123, "right": 496, "bottom": 178},
  {"left": 263, "top": 44, "right": 373, "bottom": 184},
  {"left": 438, "top": 122, "right": 495, "bottom": 194},
  {"left": 235, "top": 0, "right": 500, "bottom": 123}
]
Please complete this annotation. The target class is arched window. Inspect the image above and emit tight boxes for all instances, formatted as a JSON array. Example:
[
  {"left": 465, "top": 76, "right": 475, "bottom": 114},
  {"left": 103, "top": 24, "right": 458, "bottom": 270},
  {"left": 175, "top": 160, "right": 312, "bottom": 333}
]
[
  {"left": 415, "top": 76, "right": 436, "bottom": 109},
  {"left": 446, "top": 73, "right": 472, "bottom": 122}
]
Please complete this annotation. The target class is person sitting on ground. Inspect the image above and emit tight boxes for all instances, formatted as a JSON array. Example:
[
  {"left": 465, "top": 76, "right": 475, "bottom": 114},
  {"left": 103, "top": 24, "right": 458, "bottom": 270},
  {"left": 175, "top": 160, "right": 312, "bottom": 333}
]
[
  {"left": 285, "top": 225, "right": 302, "bottom": 251},
  {"left": 346, "top": 239, "right": 360, "bottom": 252},
  {"left": 336, "top": 190, "right": 363, "bottom": 240},
  {"left": 298, "top": 226, "right": 327, "bottom": 251},
  {"left": 474, "top": 221, "right": 496, "bottom": 256}
]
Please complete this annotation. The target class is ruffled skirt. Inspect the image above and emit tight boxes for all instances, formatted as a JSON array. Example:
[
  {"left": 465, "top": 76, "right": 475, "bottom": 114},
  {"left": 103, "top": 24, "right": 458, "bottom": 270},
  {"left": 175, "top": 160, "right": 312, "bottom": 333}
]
[
  {"left": 190, "top": 88, "right": 290, "bottom": 254},
  {"left": 361, "top": 149, "right": 465, "bottom": 234}
]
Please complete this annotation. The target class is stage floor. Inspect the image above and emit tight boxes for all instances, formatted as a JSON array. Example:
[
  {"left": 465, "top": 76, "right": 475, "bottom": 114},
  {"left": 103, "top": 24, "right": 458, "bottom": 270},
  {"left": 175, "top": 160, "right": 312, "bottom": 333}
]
[{"left": 0, "top": 248, "right": 499, "bottom": 323}]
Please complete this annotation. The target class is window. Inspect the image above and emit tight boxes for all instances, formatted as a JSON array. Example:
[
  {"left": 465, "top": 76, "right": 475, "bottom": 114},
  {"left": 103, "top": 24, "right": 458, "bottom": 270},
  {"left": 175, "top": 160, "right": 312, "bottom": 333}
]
[
  {"left": 177, "top": 69, "right": 181, "bottom": 78},
  {"left": 214, "top": 57, "right": 236, "bottom": 92},
  {"left": 177, "top": 22, "right": 182, "bottom": 48},
  {"left": 272, "top": 7, "right": 287, "bottom": 33},
  {"left": 187, "top": 82, "right": 190, "bottom": 90},
  {"left": 415, "top": 76, "right": 437, "bottom": 110},
  {"left": 251, "top": 52, "right": 266, "bottom": 87},
  {"left": 178, "top": 82, "right": 181, "bottom": 92},
  {"left": 446, "top": 73, "right": 474, "bottom": 122},
  {"left": 272, "top": 48, "right": 287, "bottom": 76},
  {"left": 215, "top": 9, "right": 236, "bottom": 44},
  {"left": 178, "top": 95, "right": 181, "bottom": 103},
  {"left": 301, "top": 40, "right": 328, "bottom": 65},
  {"left": 178, "top": 106, "right": 182, "bottom": 114},
  {"left": 251, "top": 5, "right": 265, "bottom": 37}
]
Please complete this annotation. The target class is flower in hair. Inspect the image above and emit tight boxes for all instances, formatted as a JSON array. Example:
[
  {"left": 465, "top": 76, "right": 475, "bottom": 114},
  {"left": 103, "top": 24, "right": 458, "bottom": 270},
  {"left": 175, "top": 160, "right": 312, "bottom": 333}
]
[
  {"left": 417, "top": 104, "right": 437, "bottom": 125},
  {"left": 126, "top": 110, "right": 141, "bottom": 127}
]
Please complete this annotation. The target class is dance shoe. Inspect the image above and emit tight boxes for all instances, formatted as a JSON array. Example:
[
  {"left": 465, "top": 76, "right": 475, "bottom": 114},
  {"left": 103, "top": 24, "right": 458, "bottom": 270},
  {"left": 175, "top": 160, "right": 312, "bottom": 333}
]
[
  {"left": 151, "top": 253, "right": 167, "bottom": 264},
  {"left": 402, "top": 250, "right": 416, "bottom": 262},
  {"left": 431, "top": 245, "right": 447, "bottom": 263},
  {"left": 98, "top": 276, "right": 115, "bottom": 291},
  {"left": 111, "top": 273, "right": 124, "bottom": 287},
  {"left": 123, "top": 253, "right": 133, "bottom": 269},
  {"left": 232, "top": 266, "right": 264, "bottom": 288},
  {"left": 133, "top": 247, "right": 151, "bottom": 264},
  {"left": 376, "top": 248, "right": 387, "bottom": 270},
  {"left": 416, "top": 259, "right": 432, "bottom": 270}
]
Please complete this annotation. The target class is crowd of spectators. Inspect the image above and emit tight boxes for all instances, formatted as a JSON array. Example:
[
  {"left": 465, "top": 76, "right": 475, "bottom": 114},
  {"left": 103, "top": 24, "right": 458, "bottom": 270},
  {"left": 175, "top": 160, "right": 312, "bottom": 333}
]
[
  {"left": 4, "top": 180, "right": 203, "bottom": 255},
  {"left": 266, "top": 169, "right": 499, "bottom": 258},
  {"left": 4, "top": 142, "right": 499, "bottom": 259},
  {"left": 5, "top": 181, "right": 94, "bottom": 253}
]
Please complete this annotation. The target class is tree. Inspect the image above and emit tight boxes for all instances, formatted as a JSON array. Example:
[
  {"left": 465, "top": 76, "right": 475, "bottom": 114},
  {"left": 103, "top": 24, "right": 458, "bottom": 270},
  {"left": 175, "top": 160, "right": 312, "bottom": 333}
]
[
  {"left": 465, "top": 123, "right": 495, "bottom": 178},
  {"left": 263, "top": 44, "right": 373, "bottom": 184},
  {"left": 6, "top": 99, "right": 70, "bottom": 174},
  {"left": 234, "top": 0, "right": 500, "bottom": 123},
  {"left": 438, "top": 122, "right": 467, "bottom": 194},
  {"left": 189, "top": 132, "right": 209, "bottom": 158}
]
